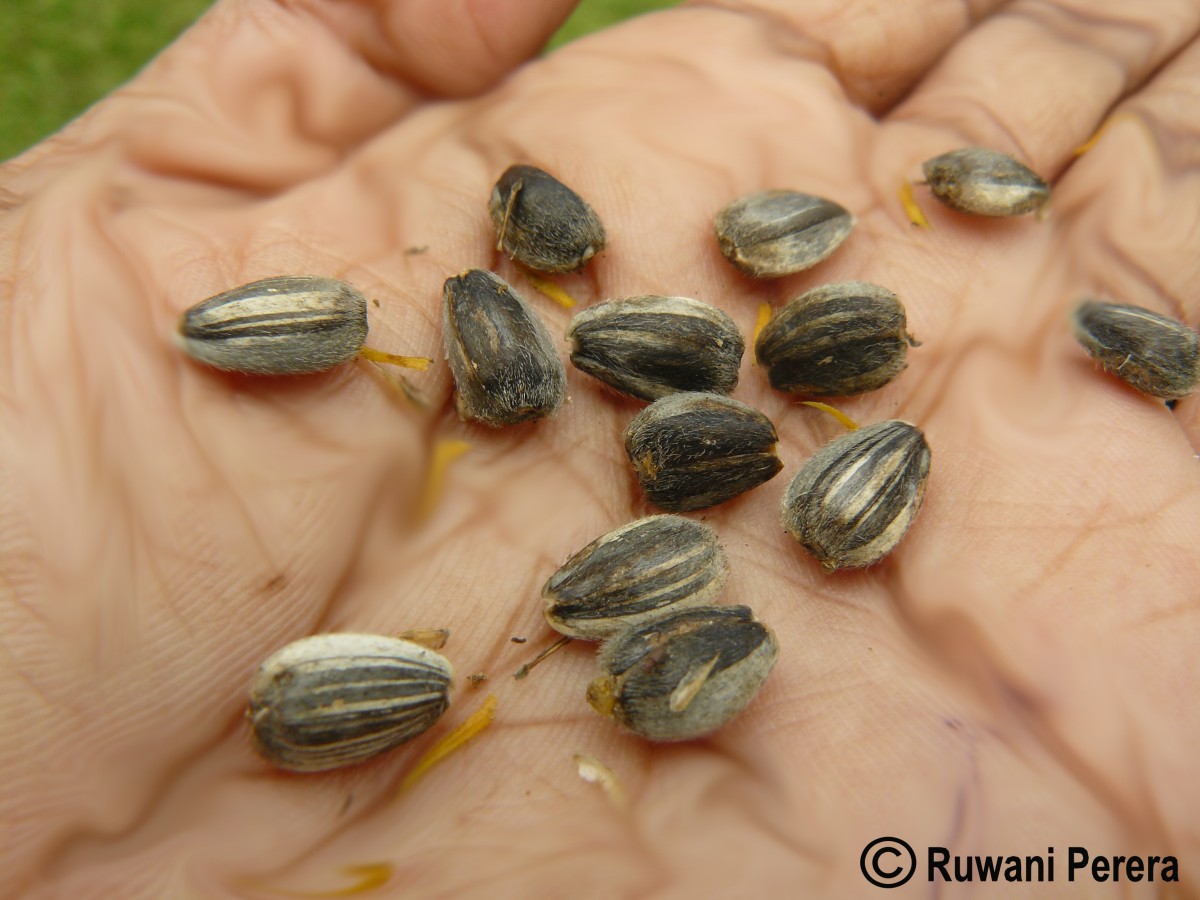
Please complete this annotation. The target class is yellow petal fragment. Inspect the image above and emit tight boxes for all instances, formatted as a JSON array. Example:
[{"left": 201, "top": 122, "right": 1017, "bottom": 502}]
[
  {"left": 417, "top": 439, "right": 471, "bottom": 521},
  {"left": 356, "top": 357, "right": 430, "bottom": 408},
  {"left": 526, "top": 273, "right": 578, "bottom": 309},
  {"left": 898, "top": 179, "right": 931, "bottom": 229},
  {"left": 801, "top": 401, "right": 860, "bottom": 432},
  {"left": 256, "top": 863, "right": 393, "bottom": 898},
  {"left": 400, "top": 694, "right": 497, "bottom": 793},
  {"left": 1074, "top": 116, "right": 1121, "bottom": 156},
  {"left": 752, "top": 303, "right": 772, "bottom": 364},
  {"left": 358, "top": 346, "right": 432, "bottom": 370},
  {"left": 574, "top": 753, "right": 628, "bottom": 811}
]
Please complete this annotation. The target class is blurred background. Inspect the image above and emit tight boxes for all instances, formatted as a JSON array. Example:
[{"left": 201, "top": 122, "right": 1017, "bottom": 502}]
[{"left": 0, "top": 0, "right": 679, "bottom": 161}]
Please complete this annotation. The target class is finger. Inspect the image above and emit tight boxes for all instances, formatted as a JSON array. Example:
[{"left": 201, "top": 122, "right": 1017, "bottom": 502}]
[
  {"left": 686, "top": 0, "right": 1013, "bottom": 113},
  {"left": 10, "top": 0, "right": 580, "bottom": 191},
  {"left": 888, "top": 0, "right": 1200, "bottom": 175},
  {"left": 1052, "top": 38, "right": 1200, "bottom": 317},
  {"left": 1048, "top": 36, "right": 1200, "bottom": 445},
  {"left": 295, "top": 0, "right": 580, "bottom": 97}
]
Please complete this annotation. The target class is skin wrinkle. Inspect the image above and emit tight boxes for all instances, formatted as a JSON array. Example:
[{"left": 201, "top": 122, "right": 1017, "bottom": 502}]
[
  {"left": 62, "top": 771, "right": 381, "bottom": 893},
  {"left": 1107, "top": 238, "right": 1194, "bottom": 322},
  {"left": 1011, "top": 0, "right": 1153, "bottom": 80},
  {"left": 0, "top": 185, "right": 24, "bottom": 214},
  {"left": 686, "top": 0, "right": 1017, "bottom": 115},
  {"left": 1134, "top": 597, "right": 1200, "bottom": 630},
  {"left": 691, "top": 1, "right": 837, "bottom": 72},
  {"left": 1024, "top": 0, "right": 1189, "bottom": 51},
  {"left": 170, "top": 401, "right": 279, "bottom": 569},
  {"left": 936, "top": 721, "right": 985, "bottom": 865},
  {"left": 893, "top": 607, "right": 1120, "bottom": 828},
  {"left": 459, "top": 0, "right": 508, "bottom": 79},
  {"left": 42, "top": 718, "right": 248, "bottom": 884},
  {"left": 899, "top": 572, "right": 1187, "bottom": 848},
  {"left": 894, "top": 2, "right": 1200, "bottom": 180},
  {"left": 1135, "top": 101, "right": 1200, "bottom": 178}
]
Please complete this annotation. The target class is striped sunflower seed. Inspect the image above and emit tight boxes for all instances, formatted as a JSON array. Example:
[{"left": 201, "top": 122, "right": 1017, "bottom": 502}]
[
  {"left": 625, "top": 392, "right": 783, "bottom": 512},
  {"left": 714, "top": 190, "right": 854, "bottom": 278},
  {"left": 781, "top": 419, "right": 930, "bottom": 571},
  {"left": 1072, "top": 300, "right": 1200, "bottom": 400},
  {"left": 247, "top": 633, "right": 453, "bottom": 773},
  {"left": 755, "top": 282, "right": 916, "bottom": 397},
  {"left": 176, "top": 275, "right": 368, "bottom": 375},
  {"left": 586, "top": 605, "right": 778, "bottom": 742},
  {"left": 922, "top": 147, "right": 1049, "bottom": 217},
  {"left": 489, "top": 165, "right": 606, "bottom": 273},
  {"left": 543, "top": 515, "right": 729, "bottom": 640},
  {"left": 442, "top": 268, "right": 567, "bottom": 426},
  {"left": 567, "top": 295, "right": 744, "bottom": 401}
]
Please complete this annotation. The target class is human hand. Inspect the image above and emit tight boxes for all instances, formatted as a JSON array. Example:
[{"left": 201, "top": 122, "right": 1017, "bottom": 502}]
[{"left": 3, "top": 0, "right": 1199, "bottom": 896}]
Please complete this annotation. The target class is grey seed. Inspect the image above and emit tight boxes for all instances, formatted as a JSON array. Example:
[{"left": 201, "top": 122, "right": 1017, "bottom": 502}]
[
  {"left": 755, "top": 281, "right": 917, "bottom": 397},
  {"left": 442, "top": 268, "right": 567, "bottom": 426},
  {"left": 247, "top": 633, "right": 453, "bottom": 773},
  {"left": 567, "top": 295, "right": 745, "bottom": 401},
  {"left": 781, "top": 420, "right": 930, "bottom": 571},
  {"left": 1072, "top": 300, "right": 1200, "bottom": 400},
  {"left": 489, "top": 165, "right": 607, "bottom": 274},
  {"left": 176, "top": 275, "right": 368, "bottom": 375},
  {"left": 586, "top": 605, "right": 778, "bottom": 742},
  {"left": 922, "top": 147, "right": 1049, "bottom": 217},
  {"left": 625, "top": 393, "right": 783, "bottom": 512},
  {"left": 714, "top": 190, "right": 855, "bottom": 278},
  {"left": 543, "top": 515, "right": 729, "bottom": 640}
]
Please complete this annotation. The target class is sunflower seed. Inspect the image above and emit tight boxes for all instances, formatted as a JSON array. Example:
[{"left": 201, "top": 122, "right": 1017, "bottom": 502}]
[
  {"left": 1072, "top": 300, "right": 1200, "bottom": 400},
  {"left": 781, "top": 420, "right": 930, "bottom": 571},
  {"left": 442, "top": 268, "right": 566, "bottom": 426},
  {"left": 625, "top": 392, "right": 783, "bottom": 512},
  {"left": 922, "top": 147, "right": 1049, "bottom": 217},
  {"left": 755, "top": 282, "right": 916, "bottom": 397},
  {"left": 543, "top": 515, "right": 729, "bottom": 640},
  {"left": 567, "top": 295, "right": 744, "bottom": 400},
  {"left": 714, "top": 190, "right": 854, "bottom": 278},
  {"left": 586, "top": 605, "right": 778, "bottom": 742},
  {"left": 176, "top": 275, "right": 368, "bottom": 375},
  {"left": 489, "top": 165, "right": 606, "bottom": 273},
  {"left": 247, "top": 633, "right": 453, "bottom": 773}
]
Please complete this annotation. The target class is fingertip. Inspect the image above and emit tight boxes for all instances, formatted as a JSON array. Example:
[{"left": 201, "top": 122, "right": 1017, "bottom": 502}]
[{"left": 379, "top": 0, "right": 582, "bottom": 96}]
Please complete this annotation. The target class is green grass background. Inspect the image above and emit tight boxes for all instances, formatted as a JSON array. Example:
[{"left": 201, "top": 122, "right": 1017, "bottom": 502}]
[{"left": 0, "top": 0, "right": 679, "bottom": 162}]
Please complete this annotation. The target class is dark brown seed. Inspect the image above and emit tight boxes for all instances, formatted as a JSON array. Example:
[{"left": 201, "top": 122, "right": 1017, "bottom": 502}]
[
  {"left": 586, "top": 605, "right": 778, "bottom": 742},
  {"left": 543, "top": 515, "right": 729, "bottom": 640},
  {"left": 922, "top": 148, "right": 1049, "bottom": 217},
  {"left": 489, "top": 165, "right": 606, "bottom": 274},
  {"left": 442, "top": 269, "right": 566, "bottom": 426},
  {"left": 247, "top": 634, "right": 453, "bottom": 773},
  {"left": 714, "top": 190, "right": 854, "bottom": 278},
  {"left": 176, "top": 275, "right": 368, "bottom": 375},
  {"left": 755, "top": 282, "right": 916, "bottom": 397},
  {"left": 624, "top": 392, "right": 782, "bottom": 512},
  {"left": 781, "top": 420, "right": 930, "bottom": 571},
  {"left": 1072, "top": 300, "right": 1200, "bottom": 400},
  {"left": 567, "top": 295, "right": 744, "bottom": 401}
]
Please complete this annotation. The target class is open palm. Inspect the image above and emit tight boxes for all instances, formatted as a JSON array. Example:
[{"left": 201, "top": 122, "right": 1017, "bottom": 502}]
[{"left": 4, "top": 0, "right": 1199, "bottom": 896}]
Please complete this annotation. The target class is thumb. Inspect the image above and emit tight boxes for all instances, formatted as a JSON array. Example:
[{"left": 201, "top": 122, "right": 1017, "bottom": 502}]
[{"left": 8, "top": 0, "right": 581, "bottom": 188}]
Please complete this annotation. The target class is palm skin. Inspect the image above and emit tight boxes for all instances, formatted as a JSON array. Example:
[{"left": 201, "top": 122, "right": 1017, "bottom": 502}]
[{"left": 2, "top": 0, "right": 1199, "bottom": 896}]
